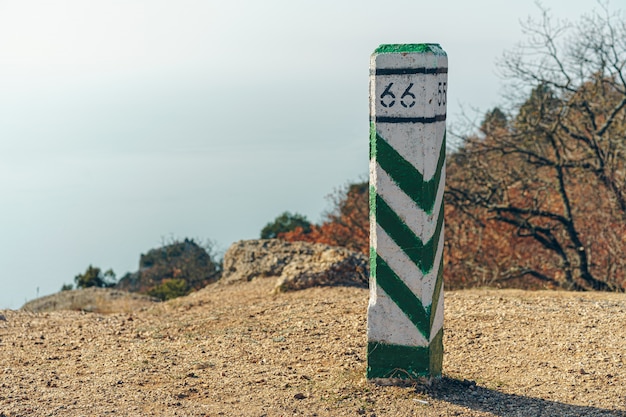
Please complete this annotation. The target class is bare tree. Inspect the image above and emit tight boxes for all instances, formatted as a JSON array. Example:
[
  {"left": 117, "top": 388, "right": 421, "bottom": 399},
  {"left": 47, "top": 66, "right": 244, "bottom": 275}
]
[
  {"left": 500, "top": 3, "right": 626, "bottom": 215},
  {"left": 446, "top": 4, "right": 626, "bottom": 291}
]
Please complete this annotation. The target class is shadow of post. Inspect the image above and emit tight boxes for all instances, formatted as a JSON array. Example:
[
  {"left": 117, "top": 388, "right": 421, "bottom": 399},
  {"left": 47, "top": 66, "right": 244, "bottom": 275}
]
[{"left": 424, "top": 377, "right": 626, "bottom": 417}]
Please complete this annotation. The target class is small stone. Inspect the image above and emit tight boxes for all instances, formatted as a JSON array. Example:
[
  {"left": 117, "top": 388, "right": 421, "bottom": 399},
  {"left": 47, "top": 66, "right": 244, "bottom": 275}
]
[
  {"left": 0, "top": 314, "right": 6, "bottom": 321},
  {"left": 294, "top": 393, "right": 306, "bottom": 400}
]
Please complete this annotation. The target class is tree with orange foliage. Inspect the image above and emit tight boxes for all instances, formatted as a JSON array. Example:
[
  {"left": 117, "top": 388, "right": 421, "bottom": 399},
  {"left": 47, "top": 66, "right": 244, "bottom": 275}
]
[
  {"left": 446, "top": 4, "right": 626, "bottom": 291},
  {"left": 279, "top": 182, "right": 369, "bottom": 254},
  {"left": 282, "top": 5, "right": 626, "bottom": 293}
]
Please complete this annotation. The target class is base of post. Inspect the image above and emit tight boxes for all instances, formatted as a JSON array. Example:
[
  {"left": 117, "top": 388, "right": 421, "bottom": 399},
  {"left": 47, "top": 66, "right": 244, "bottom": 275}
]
[
  {"left": 368, "top": 375, "right": 441, "bottom": 387},
  {"left": 367, "top": 329, "right": 443, "bottom": 381}
]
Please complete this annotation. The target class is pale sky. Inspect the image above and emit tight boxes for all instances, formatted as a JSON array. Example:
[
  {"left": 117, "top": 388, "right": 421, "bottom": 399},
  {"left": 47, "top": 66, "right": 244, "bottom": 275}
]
[{"left": 0, "top": 0, "right": 603, "bottom": 308}]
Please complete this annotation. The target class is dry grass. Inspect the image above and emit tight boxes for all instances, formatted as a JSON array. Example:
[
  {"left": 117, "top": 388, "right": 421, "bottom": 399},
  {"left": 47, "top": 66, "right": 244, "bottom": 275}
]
[{"left": 21, "top": 287, "right": 159, "bottom": 314}]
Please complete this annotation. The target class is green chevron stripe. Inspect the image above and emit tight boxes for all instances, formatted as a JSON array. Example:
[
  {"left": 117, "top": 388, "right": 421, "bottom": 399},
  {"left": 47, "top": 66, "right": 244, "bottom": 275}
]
[
  {"left": 371, "top": 252, "right": 430, "bottom": 339},
  {"left": 429, "top": 328, "right": 443, "bottom": 376},
  {"left": 376, "top": 194, "right": 444, "bottom": 274},
  {"left": 369, "top": 184, "right": 377, "bottom": 223},
  {"left": 367, "top": 328, "right": 444, "bottom": 379},
  {"left": 429, "top": 255, "right": 444, "bottom": 332},
  {"left": 371, "top": 127, "right": 446, "bottom": 214}
]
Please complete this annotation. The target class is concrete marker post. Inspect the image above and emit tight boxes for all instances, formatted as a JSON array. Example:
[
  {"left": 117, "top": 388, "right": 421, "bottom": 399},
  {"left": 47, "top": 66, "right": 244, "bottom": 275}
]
[{"left": 367, "top": 44, "right": 447, "bottom": 382}]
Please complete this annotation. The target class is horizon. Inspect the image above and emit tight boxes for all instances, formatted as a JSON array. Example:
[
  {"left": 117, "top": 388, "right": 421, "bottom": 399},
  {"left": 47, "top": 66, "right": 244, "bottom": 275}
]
[{"left": 0, "top": 0, "right": 602, "bottom": 309}]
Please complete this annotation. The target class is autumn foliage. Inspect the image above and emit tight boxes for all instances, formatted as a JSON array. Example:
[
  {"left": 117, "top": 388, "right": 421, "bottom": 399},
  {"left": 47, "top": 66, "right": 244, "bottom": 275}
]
[
  {"left": 279, "top": 182, "right": 369, "bottom": 255},
  {"left": 280, "top": 5, "right": 626, "bottom": 292},
  {"left": 445, "top": 5, "right": 626, "bottom": 292}
]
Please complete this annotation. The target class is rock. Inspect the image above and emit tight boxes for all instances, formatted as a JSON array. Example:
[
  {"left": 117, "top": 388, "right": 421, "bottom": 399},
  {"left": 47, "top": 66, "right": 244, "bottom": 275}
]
[
  {"left": 221, "top": 239, "right": 294, "bottom": 283},
  {"left": 221, "top": 239, "right": 368, "bottom": 292},
  {"left": 276, "top": 245, "right": 369, "bottom": 292}
]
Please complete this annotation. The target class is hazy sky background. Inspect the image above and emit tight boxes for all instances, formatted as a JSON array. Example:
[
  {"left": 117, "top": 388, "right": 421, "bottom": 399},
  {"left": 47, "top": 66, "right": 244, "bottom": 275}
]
[{"left": 0, "top": 0, "right": 602, "bottom": 308}]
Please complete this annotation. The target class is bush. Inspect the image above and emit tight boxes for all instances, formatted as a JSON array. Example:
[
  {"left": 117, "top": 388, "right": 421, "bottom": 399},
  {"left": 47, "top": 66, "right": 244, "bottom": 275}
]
[
  {"left": 260, "top": 212, "right": 312, "bottom": 239},
  {"left": 146, "top": 279, "right": 190, "bottom": 301},
  {"left": 116, "top": 238, "right": 222, "bottom": 299},
  {"left": 74, "top": 265, "right": 116, "bottom": 289}
]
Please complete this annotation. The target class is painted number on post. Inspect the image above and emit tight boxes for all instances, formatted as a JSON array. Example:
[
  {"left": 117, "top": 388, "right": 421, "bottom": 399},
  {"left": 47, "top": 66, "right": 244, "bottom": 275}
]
[
  {"left": 380, "top": 83, "right": 396, "bottom": 108},
  {"left": 381, "top": 81, "right": 447, "bottom": 108},
  {"left": 380, "top": 83, "right": 416, "bottom": 108},
  {"left": 438, "top": 82, "right": 447, "bottom": 106}
]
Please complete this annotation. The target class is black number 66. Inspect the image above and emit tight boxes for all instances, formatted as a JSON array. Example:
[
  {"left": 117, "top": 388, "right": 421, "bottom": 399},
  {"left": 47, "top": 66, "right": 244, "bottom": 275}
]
[{"left": 380, "top": 83, "right": 416, "bottom": 108}]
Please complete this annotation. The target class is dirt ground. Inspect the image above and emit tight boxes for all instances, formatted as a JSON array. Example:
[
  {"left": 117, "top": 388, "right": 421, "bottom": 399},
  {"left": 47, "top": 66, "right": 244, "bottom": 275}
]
[{"left": 1, "top": 278, "right": 625, "bottom": 416}]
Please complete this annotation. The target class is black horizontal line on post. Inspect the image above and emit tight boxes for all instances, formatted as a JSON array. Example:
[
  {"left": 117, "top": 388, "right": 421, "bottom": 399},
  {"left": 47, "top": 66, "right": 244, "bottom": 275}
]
[
  {"left": 374, "top": 67, "right": 448, "bottom": 75},
  {"left": 375, "top": 115, "right": 447, "bottom": 124}
]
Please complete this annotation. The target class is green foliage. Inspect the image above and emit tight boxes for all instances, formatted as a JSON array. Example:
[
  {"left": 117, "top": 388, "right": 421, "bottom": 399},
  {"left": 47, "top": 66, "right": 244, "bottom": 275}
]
[
  {"left": 74, "top": 265, "right": 116, "bottom": 289},
  {"left": 60, "top": 283, "right": 73, "bottom": 292},
  {"left": 146, "top": 279, "right": 190, "bottom": 301},
  {"left": 260, "top": 211, "right": 312, "bottom": 239},
  {"left": 116, "top": 238, "right": 222, "bottom": 299}
]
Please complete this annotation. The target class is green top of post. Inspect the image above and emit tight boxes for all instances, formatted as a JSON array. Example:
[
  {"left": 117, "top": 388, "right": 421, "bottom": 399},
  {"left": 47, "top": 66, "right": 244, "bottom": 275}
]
[{"left": 374, "top": 43, "right": 446, "bottom": 56}]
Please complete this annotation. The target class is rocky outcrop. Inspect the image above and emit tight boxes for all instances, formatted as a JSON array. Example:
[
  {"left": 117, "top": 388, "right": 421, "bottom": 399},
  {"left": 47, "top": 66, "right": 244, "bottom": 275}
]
[{"left": 221, "top": 239, "right": 368, "bottom": 292}]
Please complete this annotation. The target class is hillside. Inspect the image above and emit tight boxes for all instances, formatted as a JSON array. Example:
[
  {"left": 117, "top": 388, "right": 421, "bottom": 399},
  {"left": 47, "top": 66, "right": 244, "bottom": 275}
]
[
  {"left": 20, "top": 287, "right": 159, "bottom": 314},
  {"left": 1, "top": 278, "right": 625, "bottom": 416}
]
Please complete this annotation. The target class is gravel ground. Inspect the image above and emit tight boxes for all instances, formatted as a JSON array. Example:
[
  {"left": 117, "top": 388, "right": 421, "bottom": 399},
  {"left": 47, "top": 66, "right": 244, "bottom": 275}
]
[{"left": 1, "top": 278, "right": 625, "bottom": 416}]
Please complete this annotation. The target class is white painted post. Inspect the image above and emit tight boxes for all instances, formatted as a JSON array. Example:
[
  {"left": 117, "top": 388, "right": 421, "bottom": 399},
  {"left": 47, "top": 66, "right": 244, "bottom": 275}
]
[{"left": 367, "top": 44, "right": 447, "bottom": 381}]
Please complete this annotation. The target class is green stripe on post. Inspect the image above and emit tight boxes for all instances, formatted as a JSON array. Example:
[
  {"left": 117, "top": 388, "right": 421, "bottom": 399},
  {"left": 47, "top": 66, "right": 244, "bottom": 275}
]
[
  {"left": 429, "top": 256, "right": 445, "bottom": 332},
  {"left": 366, "top": 331, "right": 444, "bottom": 380},
  {"left": 372, "top": 251, "right": 431, "bottom": 339},
  {"left": 367, "top": 342, "right": 430, "bottom": 379},
  {"left": 429, "top": 328, "right": 444, "bottom": 377},
  {"left": 375, "top": 195, "right": 444, "bottom": 273},
  {"left": 374, "top": 131, "right": 446, "bottom": 214}
]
